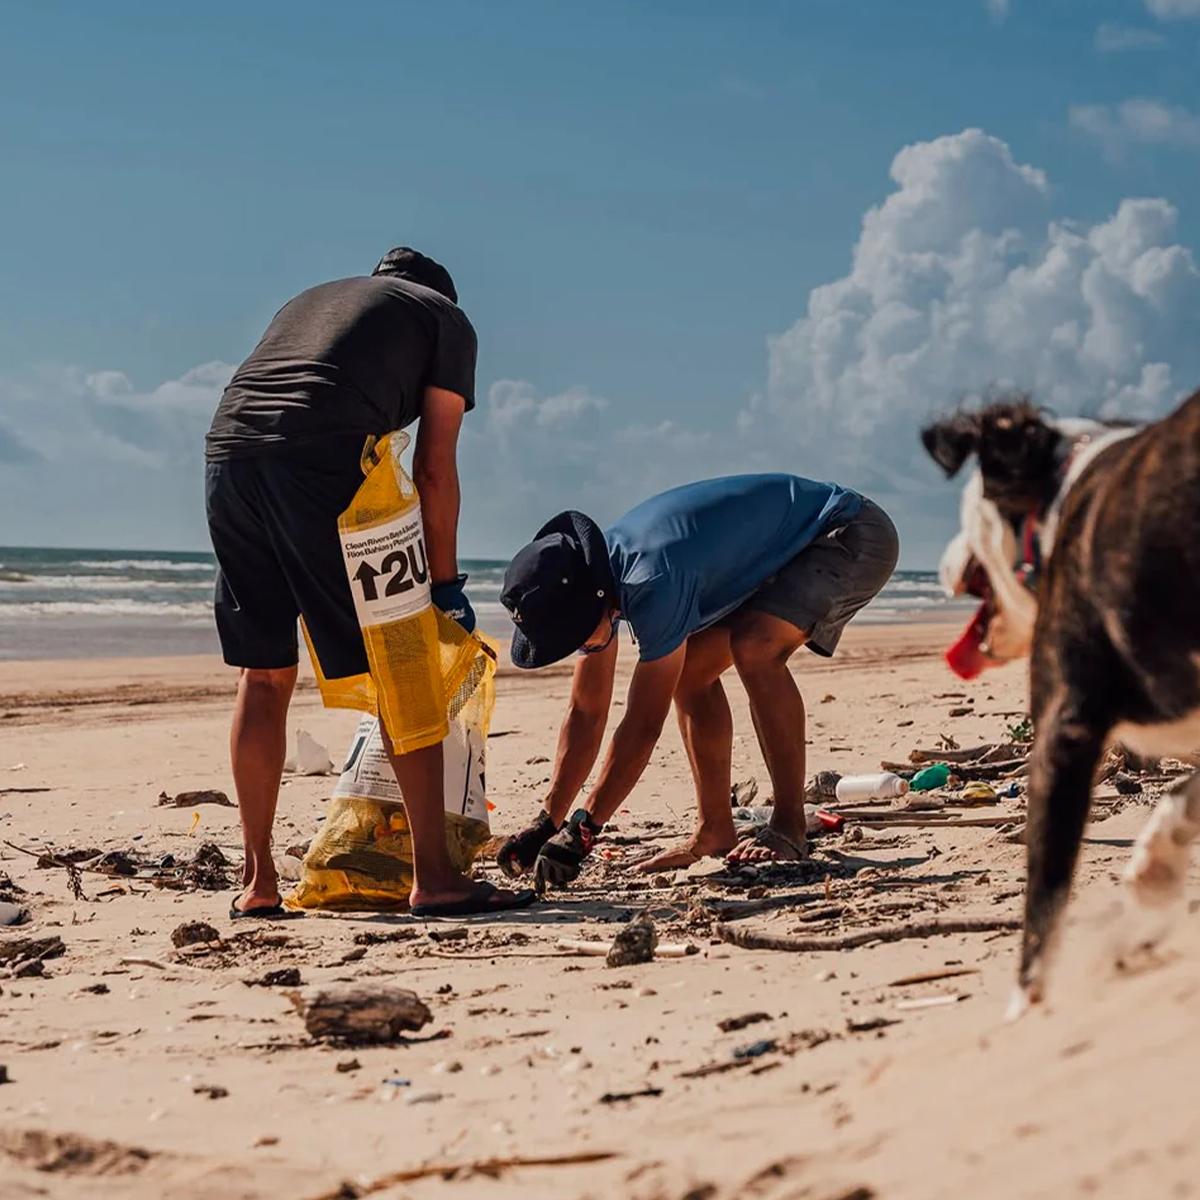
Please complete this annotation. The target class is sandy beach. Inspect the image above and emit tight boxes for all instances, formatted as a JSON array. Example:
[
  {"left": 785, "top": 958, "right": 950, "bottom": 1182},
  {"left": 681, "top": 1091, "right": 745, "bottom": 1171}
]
[{"left": 2, "top": 622, "right": 1198, "bottom": 1200}]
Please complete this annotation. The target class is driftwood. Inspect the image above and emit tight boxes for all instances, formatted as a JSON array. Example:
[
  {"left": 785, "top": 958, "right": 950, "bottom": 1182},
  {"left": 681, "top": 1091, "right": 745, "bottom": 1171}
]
[
  {"left": 305, "top": 1151, "right": 619, "bottom": 1199},
  {"left": 555, "top": 938, "right": 697, "bottom": 959},
  {"left": 289, "top": 984, "right": 432, "bottom": 1044},
  {"left": 699, "top": 890, "right": 822, "bottom": 921},
  {"left": 858, "top": 815, "right": 1017, "bottom": 830},
  {"left": 888, "top": 966, "right": 980, "bottom": 987},
  {"left": 715, "top": 914, "right": 1021, "bottom": 953},
  {"left": 0, "top": 935, "right": 64, "bottom": 977},
  {"left": 909, "top": 745, "right": 997, "bottom": 763}
]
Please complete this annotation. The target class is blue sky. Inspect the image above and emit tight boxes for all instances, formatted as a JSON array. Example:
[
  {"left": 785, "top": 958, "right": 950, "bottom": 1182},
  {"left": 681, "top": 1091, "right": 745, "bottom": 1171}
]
[{"left": 1, "top": 0, "right": 1199, "bottom": 565}]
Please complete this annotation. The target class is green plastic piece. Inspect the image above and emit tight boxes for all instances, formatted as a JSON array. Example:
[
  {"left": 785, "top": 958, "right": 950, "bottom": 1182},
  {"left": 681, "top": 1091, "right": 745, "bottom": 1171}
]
[{"left": 911, "top": 763, "right": 951, "bottom": 792}]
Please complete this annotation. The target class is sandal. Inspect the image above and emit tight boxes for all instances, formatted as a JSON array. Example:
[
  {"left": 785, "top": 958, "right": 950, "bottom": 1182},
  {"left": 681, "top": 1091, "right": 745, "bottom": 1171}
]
[
  {"left": 727, "top": 825, "right": 807, "bottom": 864},
  {"left": 411, "top": 881, "right": 537, "bottom": 919}
]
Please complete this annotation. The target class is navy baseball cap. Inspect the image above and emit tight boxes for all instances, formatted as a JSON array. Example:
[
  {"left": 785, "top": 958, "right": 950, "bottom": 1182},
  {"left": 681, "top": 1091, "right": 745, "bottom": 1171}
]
[
  {"left": 372, "top": 247, "right": 458, "bottom": 304},
  {"left": 502, "top": 511, "right": 614, "bottom": 669}
]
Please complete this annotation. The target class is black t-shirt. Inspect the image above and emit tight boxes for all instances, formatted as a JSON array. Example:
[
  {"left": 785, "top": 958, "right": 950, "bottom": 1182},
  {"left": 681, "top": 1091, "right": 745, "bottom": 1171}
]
[{"left": 205, "top": 275, "right": 477, "bottom": 461}]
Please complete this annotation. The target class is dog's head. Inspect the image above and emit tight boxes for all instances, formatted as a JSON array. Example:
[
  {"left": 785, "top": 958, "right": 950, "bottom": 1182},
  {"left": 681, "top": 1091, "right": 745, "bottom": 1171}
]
[
  {"left": 922, "top": 396, "right": 1065, "bottom": 519},
  {"left": 922, "top": 396, "right": 1090, "bottom": 679}
]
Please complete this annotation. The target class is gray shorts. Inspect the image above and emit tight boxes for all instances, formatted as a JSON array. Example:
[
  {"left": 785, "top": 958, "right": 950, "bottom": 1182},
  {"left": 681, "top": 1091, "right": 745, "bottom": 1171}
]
[{"left": 741, "top": 498, "right": 899, "bottom": 657}]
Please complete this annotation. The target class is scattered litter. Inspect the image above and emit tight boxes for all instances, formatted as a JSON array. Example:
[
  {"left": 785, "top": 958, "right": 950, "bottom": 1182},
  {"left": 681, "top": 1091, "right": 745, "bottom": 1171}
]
[
  {"left": 158, "top": 790, "right": 234, "bottom": 808},
  {"left": 336, "top": 1058, "right": 361, "bottom": 1073},
  {"left": 846, "top": 1016, "right": 902, "bottom": 1034},
  {"left": 731, "top": 779, "right": 759, "bottom": 807},
  {"left": 193, "top": 1084, "right": 229, "bottom": 1100},
  {"left": 0, "top": 935, "right": 65, "bottom": 977},
  {"left": 959, "top": 781, "right": 999, "bottom": 805},
  {"left": 888, "top": 967, "right": 980, "bottom": 987},
  {"left": 286, "top": 730, "right": 335, "bottom": 776},
  {"left": 732, "top": 1039, "right": 777, "bottom": 1061},
  {"left": 426, "top": 927, "right": 468, "bottom": 943},
  {"left": 0, "top": 900, "right": 27, "bottom": 926},
  {"left": 910, "top": 764, "right": 952, "bottom": 792},
  {"left": 405, "top": 1090, "right": 445, "bottom": 1106},
  {"left": 171, "top": 921, "right": 221, "bottom": 949},
  {"left": 276, "top": 854, "right": 304, "bottom": 883},
  {"left": 895, "top": 993, "right": 966, "bottom": 1011},
  {"left": 716, "top": 915, "right": 1021, "bottom": 953},
  {"left": 607, "top": 913, "right": 658, "bottom": 968},
  {"left": 717, "top": 1012, "right": 772, "bottom": 1033},
  {"left": 304, "top": 1152, "right": 617, "bottom": 1197},
  {"left": 835, "top": 773, "right": 908, "bottom": 803},
  {"left": 354, "top": 929, "right": 419, "bottom": 947},
  {"left": 289, "top": 983, "right": 432, "bottom": 1044},
  {"left": 599, "top": 1087, "right": 663, "bottom": 1104},
  {"left": 247, "top": 967, "right": 302, "bottom": 988}
]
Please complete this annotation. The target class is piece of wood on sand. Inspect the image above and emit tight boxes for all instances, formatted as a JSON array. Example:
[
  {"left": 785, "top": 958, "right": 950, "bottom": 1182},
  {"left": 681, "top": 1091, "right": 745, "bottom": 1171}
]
[
  {"left": 715, "top": 914, "right": 1021, "bottom": 953},
  {"left": 305, "top": 1152, "right": 618, "bottom": 1199},
  {"left": 288, "top": 984, "right": 432, "bottom": 1044}
]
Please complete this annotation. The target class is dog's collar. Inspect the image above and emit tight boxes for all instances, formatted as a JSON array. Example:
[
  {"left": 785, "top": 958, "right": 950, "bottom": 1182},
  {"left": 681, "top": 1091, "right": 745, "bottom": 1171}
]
[
  {"left": 1016, "top": 509, "right": 1043, "bottom": 593},
  {"left": 1017, "top": 438, "right": 1085, "bottom": 593}
]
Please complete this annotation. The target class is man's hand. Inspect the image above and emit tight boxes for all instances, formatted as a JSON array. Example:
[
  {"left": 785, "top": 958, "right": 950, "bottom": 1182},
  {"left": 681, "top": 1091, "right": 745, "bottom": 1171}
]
[
  {"left": 534, "top": 810, "right": 600, "bottom": 890},
  {"left": 497, "top": 810, "right": 560, "bottom": 878},
  {"left": 431, "top": 574, "right": 476, "bottom": 633}
]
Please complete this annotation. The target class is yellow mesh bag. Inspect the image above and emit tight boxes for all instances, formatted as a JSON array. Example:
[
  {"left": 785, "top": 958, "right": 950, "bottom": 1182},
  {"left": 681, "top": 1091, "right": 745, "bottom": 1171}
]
[
  {"left": 309, "top": 429, "right": 484, "bottom": 755},
  {"left": 289, "top": 657, "right": 495, "bottom": 911}
]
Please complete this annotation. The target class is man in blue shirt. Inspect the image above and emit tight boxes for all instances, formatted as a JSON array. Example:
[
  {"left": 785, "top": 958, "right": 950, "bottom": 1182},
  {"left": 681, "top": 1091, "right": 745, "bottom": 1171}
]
[{"left": 496, "top": 474, "right": 899, "bottom": 887}]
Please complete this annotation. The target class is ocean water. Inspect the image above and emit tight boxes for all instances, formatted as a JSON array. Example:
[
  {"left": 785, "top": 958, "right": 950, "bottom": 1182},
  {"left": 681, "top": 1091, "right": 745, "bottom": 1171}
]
[{"left": 0, "top": 546, "right": 969, "bottom": 662}]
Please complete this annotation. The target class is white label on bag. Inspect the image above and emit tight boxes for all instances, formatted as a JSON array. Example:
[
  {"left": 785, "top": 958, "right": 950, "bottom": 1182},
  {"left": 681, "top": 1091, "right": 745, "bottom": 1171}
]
[
  {"left": 334, "top": 714, "right": 489, "bottom": 824},
  {"left": 340, "top": 504, "right": 432, "bottom": 628}
]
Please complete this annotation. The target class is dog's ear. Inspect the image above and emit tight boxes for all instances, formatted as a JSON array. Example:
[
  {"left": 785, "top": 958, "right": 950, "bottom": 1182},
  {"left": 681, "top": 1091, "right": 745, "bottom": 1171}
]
[{"left": 921, "top": 414, "right": 980, "bottom": 478}]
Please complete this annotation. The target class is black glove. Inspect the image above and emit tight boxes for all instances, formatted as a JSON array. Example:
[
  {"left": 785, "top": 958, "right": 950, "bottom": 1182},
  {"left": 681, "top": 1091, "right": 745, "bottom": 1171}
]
[
  {"left": 534, "top": 809, "right": 601, "bottom": 890},
  {"left": 431, "top": 573, "right": 476, "bottom": 634},
  {"left": 497, "top": 810, "right": 560, "bottom": 878}
]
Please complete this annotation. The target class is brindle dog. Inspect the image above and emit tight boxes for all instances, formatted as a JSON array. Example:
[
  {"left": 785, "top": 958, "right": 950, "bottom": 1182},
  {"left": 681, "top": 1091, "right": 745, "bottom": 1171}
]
[{"left": 923, "top": 388, "right": 1200, "bottom": 1012}]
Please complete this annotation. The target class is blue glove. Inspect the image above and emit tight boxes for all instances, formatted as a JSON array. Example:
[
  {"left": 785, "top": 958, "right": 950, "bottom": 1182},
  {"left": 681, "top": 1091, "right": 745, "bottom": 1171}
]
[{"left": 431, "top": 573, "right": 476, "bottom": 634}]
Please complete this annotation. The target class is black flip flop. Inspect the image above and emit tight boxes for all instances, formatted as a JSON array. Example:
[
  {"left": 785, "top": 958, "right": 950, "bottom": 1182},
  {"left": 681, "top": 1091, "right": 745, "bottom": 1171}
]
[
  {"left": 228, "top": 900, "right": 291, "bottom": 920},
  {"left": 411, "top": 882, "right": 537, "bottom": 919}
]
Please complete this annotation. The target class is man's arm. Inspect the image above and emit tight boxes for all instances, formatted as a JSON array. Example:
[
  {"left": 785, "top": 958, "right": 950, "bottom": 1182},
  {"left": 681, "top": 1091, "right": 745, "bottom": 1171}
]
[
  {"left": 543, "top": 637, "right": 619, "bottom": 825},
  {"left": 413, "top": 386, "right": 466, "bottom": 586},
  {"left": 583, "top": 645, "right": 686, "bottom": 827}
]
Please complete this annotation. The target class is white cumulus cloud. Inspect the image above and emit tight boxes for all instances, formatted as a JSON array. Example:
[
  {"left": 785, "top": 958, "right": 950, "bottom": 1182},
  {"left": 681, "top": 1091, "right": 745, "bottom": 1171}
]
[
  {"left": 0, "top": 362, "right": 233, "bottom": 546},
  {"left": 742, "top": 128, "right": 1200, "bottom": 506},
  {"left": 1094, "top": 22, "right": 1168, "bottom": 51},
  {"left": 1142, "top": 0, "right": 1200, "bottom": 17},
  {"left": 1070, "top": 98, "right": 1200, "bottom": 158}
]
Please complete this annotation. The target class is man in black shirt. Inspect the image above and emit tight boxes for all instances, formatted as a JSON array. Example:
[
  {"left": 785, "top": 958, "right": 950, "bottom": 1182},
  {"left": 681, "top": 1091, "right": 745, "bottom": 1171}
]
[{"left": 205, "top": 247, "right": 534, "bottom": 919}]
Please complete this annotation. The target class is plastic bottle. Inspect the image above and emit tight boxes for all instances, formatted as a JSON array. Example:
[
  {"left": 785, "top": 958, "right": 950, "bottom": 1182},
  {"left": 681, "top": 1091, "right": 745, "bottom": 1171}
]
[
  {"left": 910, "top": 763, "right": 952, "bottom": 792},
  {"left": 833, "top": 773, "right": 910, "bottom": 803}
]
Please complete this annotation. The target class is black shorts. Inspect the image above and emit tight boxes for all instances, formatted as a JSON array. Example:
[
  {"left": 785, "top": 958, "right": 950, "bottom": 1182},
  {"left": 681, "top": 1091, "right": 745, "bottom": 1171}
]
[
  {"left": 742, "top": 498, "right": 899, "bottom": 657},
  {"left": 205, "top": 437, "right": 370, "bottom": 678}
]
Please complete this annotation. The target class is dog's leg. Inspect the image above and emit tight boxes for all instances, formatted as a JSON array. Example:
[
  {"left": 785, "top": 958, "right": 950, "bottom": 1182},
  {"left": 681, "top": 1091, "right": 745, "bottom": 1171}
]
[
  {"left": 1012, "top": 685, "right": 1107, "bottom": 1017},
  {"left": 1124, "top": 769, "right": 1200, "bottom": 909}
]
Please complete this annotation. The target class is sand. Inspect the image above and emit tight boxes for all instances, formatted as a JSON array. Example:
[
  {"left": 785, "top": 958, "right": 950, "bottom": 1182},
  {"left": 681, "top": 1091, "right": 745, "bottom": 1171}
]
[{"left": 1, "top": 623, "right": 1197, "bottom": 1200}]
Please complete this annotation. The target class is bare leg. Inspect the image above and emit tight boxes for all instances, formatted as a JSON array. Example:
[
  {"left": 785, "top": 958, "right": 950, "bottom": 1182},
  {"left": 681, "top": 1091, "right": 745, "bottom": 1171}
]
[
  {"left": 1014, "top": 685, "right": 1107, "bottom": 1012},
  {"left": 230, "top": 666, "right": 296, "bottom": 913},
  {"left": 383, "top": 736, "right": 478, "bottom": 909},
  {"left": 637, "top": 627, "right": 737, "bottom": 872},
  {"left": 726, "top": 611, "right": 808, "bottom": 864}
]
